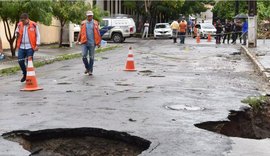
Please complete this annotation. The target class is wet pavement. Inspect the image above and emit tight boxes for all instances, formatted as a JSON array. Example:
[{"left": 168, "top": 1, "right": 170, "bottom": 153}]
[
  {"left": 0, "top": 45, "right": 82, "bottom": 71},
  {"left": 241, "top": 39, "right": 270, "bottom": 83},
  {"left": 0, "top": 38, "right": 269, "bottom": 155}
]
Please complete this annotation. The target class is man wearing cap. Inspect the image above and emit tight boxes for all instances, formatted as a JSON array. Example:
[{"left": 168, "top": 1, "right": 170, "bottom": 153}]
[
  {"left": 77, "top": 11, "right": 101, "bottom": 76},
  {"left": 16, "top": 13, "right": 40, "bottom": 82}
]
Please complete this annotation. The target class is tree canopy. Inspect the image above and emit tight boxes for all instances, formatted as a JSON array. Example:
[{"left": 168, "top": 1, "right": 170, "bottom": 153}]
[
  {"left": 212, "top": 1, "right": 248, "bottom": 20},
  {"left": 123, "top": 0, "right": 210, "bottom": 32},
  {"left": 258, "top": 1, "right": 270, "bottom": 21}
]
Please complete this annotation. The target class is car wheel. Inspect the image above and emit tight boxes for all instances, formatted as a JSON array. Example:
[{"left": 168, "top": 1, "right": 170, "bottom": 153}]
[{"left": 112, "top": 33, "right": 123, "bottom": 43}]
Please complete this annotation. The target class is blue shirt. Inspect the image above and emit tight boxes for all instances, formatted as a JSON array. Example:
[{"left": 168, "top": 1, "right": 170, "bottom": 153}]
[
  {"left": 242, "top": 21, "right": 248, "bottom": 33},
  {"left": 86, "top": 20, "right": 95, "bottom": 46}
]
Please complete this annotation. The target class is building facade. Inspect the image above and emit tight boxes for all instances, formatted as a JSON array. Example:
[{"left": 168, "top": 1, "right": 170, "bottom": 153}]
[{"left": 93, "top": 0, "right": 133, "bottom": 16}]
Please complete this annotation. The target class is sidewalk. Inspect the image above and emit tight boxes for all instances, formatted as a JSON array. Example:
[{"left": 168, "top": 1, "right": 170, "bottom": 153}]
[
  {"left": 241, "top": 39, "right": 270, "bottom": 82},
  {"left": 0, "top": 44, "right": 117, "bottom": 71},
  {"left": 0, "top": 45, "right": 82, "bottom": 70}
]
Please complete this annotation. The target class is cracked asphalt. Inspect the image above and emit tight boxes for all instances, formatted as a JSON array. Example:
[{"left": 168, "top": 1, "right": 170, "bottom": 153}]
[{"left": 0, "top": 38, "right": 270, "bottom": 156}]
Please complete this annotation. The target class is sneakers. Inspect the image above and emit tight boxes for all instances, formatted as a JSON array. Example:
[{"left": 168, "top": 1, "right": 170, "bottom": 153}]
[
  {"left": 21, "top": 75, "right": 26, "bottom": 82},
  {"left": 84, "top": 69, "right": 89, "bottom": 74},
  {"left": 84, "top": 69, "right": 93, "bottom": 76}
]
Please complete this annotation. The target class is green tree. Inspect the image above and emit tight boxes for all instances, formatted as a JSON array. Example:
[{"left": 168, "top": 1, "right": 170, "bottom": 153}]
[
  {"left": 212, "top": 1, "right": 248, "bottom": 20},
  {"left": 181, "top": 0, "right": 208, "bottom": 16},
  {"left": 92, "top": 6, "right": 110, "bottom": 22},
  {"left": 52, "top": 0, "right": 89, "bottom": 47},
  {"left": 258, "top": 1, "right": 270, "bottom": 21},
  {"left": 123, "top": 0, "right": 144, "bottom": 30},
  {"left": 0, "top": 0, "right": 52, "bottom": 56},
  {"left": 124, "top": 0, "right": 212, "bottom": 33}
]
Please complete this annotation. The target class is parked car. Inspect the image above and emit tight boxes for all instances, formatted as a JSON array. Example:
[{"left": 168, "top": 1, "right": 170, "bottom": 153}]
[
  {"left": 74, "top": 24, "right": 80, "bottom": 41},
  {"left": 154, "top": 23, "right": 172, "bottom": 39},
  {"left": 194, "top": 23, "right": 216, "bottom": 38},
  {"left": 100, "top": 17, "right": 136, "bottom": 43}
]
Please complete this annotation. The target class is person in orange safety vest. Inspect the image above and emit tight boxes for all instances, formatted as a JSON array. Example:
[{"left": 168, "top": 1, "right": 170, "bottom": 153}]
[
  {"left": 16, "top": 13, "right": 40, "bottom": 82},
  {"left": 179, "top": 19, "right": 187, "bottom": 44},
  {"left": 77, "top": 11, "right": 101, "bottom": 76}
]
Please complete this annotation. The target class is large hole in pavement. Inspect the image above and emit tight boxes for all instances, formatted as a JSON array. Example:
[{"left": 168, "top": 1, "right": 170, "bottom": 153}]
[
  {"left": 2, "top": 127, "right": 151, "bottom": 156},
  {"left": 195, "top": 96, "right": 270, "bottom": 139}
]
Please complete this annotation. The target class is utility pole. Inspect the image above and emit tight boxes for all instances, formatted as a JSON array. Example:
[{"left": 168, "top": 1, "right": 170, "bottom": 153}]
[
  {"left": 235, "top": 0, "right": 239, "bottom": 16},
  {"left": 248, "top": 0, "right": 257, "bottom": 48}
]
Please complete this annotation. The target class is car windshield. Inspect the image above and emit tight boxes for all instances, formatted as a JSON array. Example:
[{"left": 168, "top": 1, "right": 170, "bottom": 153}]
[
  {"left": 201, "top": 24, "right": 215, "bottom": 29},
  {"left": 156, "top": 24, "right": 169, "bottom": 29}
]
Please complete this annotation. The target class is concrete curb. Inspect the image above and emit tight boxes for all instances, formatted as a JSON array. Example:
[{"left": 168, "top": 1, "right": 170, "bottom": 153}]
[
  {"left": 241, "top": 45, "right": 270, "bottom": 82},
  {"left": 0, "top": 45, "right": 119, "bottom": 75}
]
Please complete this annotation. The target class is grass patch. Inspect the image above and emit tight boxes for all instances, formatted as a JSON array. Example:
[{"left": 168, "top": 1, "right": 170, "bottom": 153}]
[
  {"left": 241, "top": 96, "right": 269, "bottom": 111},
  {"left": 0, "top": 45, "right": 119, "bottom": 76}
]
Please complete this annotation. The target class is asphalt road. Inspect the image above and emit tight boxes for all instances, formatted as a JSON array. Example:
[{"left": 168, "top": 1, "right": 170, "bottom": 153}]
[{"left": 0, "top": 38, "right": 269, "bottom": 156}]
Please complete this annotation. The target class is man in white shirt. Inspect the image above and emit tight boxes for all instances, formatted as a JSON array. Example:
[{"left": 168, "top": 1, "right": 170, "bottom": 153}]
[
  {"left": 142, "top": 20, "right": 149, "bottom": 39},
  {"left": 16, "top": 13, "right": 40, "bottom": 82}
]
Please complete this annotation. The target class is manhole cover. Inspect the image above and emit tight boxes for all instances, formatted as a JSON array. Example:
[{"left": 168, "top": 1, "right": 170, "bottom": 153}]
[
  {"left": 165, "top": 104, "right": 204, "bottom": 111},
  {"left": 2, "top": 127, "right": 151, "bottom": 156}
]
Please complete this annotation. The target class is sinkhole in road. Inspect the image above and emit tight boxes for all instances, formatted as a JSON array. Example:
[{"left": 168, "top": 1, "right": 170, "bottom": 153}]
[
  {"left": 195, "top": 103, "right": 270, "bottom": 139},
  {"left": 2, "top": 127, "right": 151, "bottom": 156}
]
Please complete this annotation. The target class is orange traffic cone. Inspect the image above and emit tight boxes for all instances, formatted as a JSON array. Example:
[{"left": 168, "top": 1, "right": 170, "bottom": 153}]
[
  {"left": 207, "top": 34, "right": 211, "bottom": 42},
  {"left": 21, "top": 57, "right": 43, "bottom": 91},
  {"left": 196, "top": 35, "right": 200, "bottom": 43},
  {"left": 124, "top": 47, "right": 136, "bottom": 71}
]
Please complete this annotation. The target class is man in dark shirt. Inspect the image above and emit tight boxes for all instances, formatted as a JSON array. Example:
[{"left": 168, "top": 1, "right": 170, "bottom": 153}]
[
  {"left": 232, "top": 20, "right": 242, "bottom": 44},
  {"left": 215, "top": 20, "right": 223, "bottom": 44},
  {"left": 223, "top": 20, "right": 232, "bottom": 44}
]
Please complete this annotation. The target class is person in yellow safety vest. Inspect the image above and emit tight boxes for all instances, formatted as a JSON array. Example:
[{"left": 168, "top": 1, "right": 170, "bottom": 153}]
[
  {"left": 179, "top": 19, "right": 187, "bottom": 44},
  {"left": 170, "top": 19, "right": 179, "bottom": 43},
  {"left": 77, "top": 11, "right": 101, "bottom": 76}
]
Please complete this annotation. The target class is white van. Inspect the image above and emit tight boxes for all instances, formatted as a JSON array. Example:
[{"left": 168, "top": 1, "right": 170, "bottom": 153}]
[{"left": 100, "top": 17, "right": 136, "bottom": 43}]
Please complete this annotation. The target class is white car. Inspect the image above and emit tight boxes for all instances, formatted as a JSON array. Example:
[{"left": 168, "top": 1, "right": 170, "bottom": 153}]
[
  {"left": 101, "top": 17, "right": 136, "bottom": 43},
  {"left": 73, "top": 24, "right": 81, "bottom": 41},
  {"left": 195, "top": 23, "right": 217, "bottom": 38},
  {"left": 154, "top": 23, "right": 172, "bottom": 39}
]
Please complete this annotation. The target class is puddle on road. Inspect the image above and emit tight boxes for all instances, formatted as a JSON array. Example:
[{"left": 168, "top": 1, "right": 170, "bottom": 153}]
[
  {"left": 195, "top": 96, "right": 270, "bottom": 139},
  {"left": 2, "top": 128, "right": 151, "bottom": 156},
  {"left": 165, "top": 104, "right": 205, "bottom": 111},
  {"left": 149, "top": 75, "right": 165, "bottom": 78},
  {"left": 139, "top": 70, "right": 153, "bottom": 76},
  {"left": 57, "top": 82, "right": 72, "bottom": 85},
  {"left": 115, "top": 82, "right": 134, "bottom": 86}
]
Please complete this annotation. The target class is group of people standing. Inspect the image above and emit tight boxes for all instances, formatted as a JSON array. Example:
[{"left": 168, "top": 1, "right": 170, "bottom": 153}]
[
  {"left": 215, "top": 19, "right": 248, "bottom": 45},
  {"left": 171, "top": 18, "right": 188, "bottom": 44}
]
